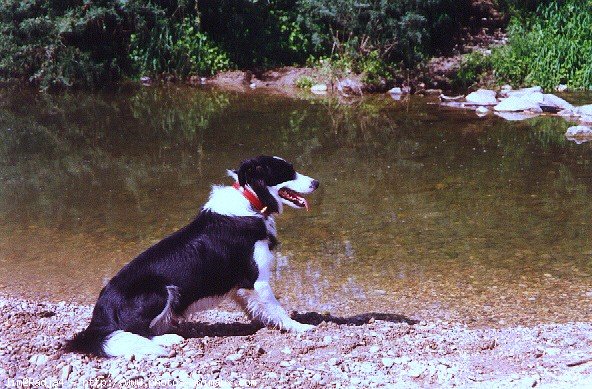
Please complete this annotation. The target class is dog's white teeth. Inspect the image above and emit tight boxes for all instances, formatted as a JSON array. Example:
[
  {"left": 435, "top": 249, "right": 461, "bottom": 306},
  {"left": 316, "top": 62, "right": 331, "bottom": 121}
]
[{"left": 278, "top": 188, "right": 309, "bottom": 209}]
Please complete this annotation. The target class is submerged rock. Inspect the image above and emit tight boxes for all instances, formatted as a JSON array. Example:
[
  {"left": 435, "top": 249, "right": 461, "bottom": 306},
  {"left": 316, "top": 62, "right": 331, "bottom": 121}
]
[
  {"left": 310, "top": 84, "right": 328, "bottom": 94},
  {"left": 494, "top": 111, "right": 540, "bottom": 121},
  {"left": 337, "top": 78, "right": 363, "bottom": 96},
  {"left": 565, "top": 125, "right": 592, "bottom": 144},
  {"left": 475, "top": 106, "right": 489, "bottom": 116}
]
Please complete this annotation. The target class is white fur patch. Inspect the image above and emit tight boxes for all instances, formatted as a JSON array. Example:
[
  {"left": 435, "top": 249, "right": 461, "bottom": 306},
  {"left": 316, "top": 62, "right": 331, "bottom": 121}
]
[
  {"left": 103, "top": 331, "right": 167, "bottom": 358},
  {"left": 234, "top": 240, "right": 314, "bottom": 332},
  {"left": 203, "top": 186, "right": 260, "bottom": 217}
]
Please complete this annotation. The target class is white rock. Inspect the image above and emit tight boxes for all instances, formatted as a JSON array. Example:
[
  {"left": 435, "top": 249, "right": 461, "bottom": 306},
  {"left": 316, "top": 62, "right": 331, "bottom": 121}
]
[
  {"left": 407, "top": 362, "right": 426, "bottom": 378},
  {"left": 311, "top": 84, "right": 328, "bottom": 94},
  {"left": 476, "top": 106, "right": 489, "bottom": 116},
  {"left": 29, "top": 354, "right": 48, "bottom": 365},
  {"left": 466, "top": 89, "right": 497, "bottom": 105},
  {"left": 388, "top": 87, "right": 403, "bottom": 95},
  {"left": 506, "top": 86, "right": 543, "bottom": 98},
  {"left": 381, "top": 357, "right": 396, "bottom": 368},
  {"left": 576, "top": 104, "right": 592, "bottom": 116},
  {"left": 61, "top": 365, "right": 72, "bottom": 381},
  {"left": 542, "top": 94, "right": 574, "bottom": 111},
  {"left": 494, "top": 94, "right": 542, "bottom": 112}
]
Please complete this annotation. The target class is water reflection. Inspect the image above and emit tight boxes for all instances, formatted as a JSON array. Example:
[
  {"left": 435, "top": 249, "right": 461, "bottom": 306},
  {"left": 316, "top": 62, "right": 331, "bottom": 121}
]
[{"left": 1, "top": 86, "right": 591, "bottom": 327}]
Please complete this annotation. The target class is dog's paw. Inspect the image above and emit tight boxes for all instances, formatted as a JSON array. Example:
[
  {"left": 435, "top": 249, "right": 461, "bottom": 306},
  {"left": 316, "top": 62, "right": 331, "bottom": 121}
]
[
  {"left": 285, "top": 321, "right": 315, "bottom": 333},
  {"left": 151, "top": 333, "right": 185, "bottom": 347}
]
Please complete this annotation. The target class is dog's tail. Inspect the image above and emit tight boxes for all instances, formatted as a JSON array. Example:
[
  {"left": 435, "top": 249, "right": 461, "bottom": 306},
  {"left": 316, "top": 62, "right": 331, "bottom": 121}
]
[
  {"left": 65, "top": 325, "right": 112, "bottom": 357},
  {"left": 66, "top": 326, "right": 170, "bottom": 358}
]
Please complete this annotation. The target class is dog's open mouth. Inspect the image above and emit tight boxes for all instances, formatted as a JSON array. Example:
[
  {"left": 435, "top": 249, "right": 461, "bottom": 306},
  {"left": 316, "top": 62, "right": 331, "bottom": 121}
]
[{"left": 278, "top": 187, "right": 309, "bottom": 210}]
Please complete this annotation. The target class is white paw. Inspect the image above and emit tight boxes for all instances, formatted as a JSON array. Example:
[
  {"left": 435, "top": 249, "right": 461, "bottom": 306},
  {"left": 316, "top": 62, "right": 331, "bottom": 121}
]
[
  {"left": 151, "top": 333, "right": 185, "bottom": 347},
  {"left": 285, "top": 321, "right": 315, "bottom": 333}
]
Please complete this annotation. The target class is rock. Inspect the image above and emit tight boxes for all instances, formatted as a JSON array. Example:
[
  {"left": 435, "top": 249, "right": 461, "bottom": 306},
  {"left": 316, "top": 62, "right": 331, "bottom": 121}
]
[
  {"left": 422, "top": 89, "right": 443, "bottom": 96},
  {"left": 506, "top": 86, "right": 543, "bottom": 98},
  {"left": 576, "top": 104, "right": 592, "bottom": 116},
  {"left": 337, "top": 78, "right": 362, "bottom": 96},
  {"left": 494, "top": 94, "right": 543, "bottom": 112},
  {"left": 310, "top": 84, "right": 328, "bottom": 94},
  {"left": 475, "top": 106, "right": 489, "bottom": 116},
  {"left": 558, "top": 108, "right": 577, "bottom": 117},
  {"left": 225, "top": 353, "right": 242, "bottom": 363},
  {"left": 440, "top": 94, "right": 464, "bottom": 102},
  {"left": 556, "top": 84, "right": 568, "bottom": 92},
  {"left": 29, "top": 354, "right": 48, "bottom": 365},
  {"left": 407, "top": 362, "right": 426, "bottom": 378},
  {"left": 565, "top": 125, "right": 592, "bottom": 143},
  {"left": 542, "top": 94, "right": 574, "bottom": 112},
  {"left": 382, "top": 357, "right": 396, "bottom": 368},
  {"left": 494, "top": 111, "right": 540, "bottom": 121},
  {"left": 466, "top": 89, "right": 497, "bottom": 105},
  {"left": 61, "top": 365, "right": 72, "bottom": 381},
  {"left": 388, "top": 87, "right": 403, "bottom": 95}
]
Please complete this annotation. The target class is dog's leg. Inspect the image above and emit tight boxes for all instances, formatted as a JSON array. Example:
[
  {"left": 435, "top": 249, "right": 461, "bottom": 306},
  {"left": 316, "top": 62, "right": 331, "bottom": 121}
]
[{"left": 234, "top": 241, "right": 314, "bottom": 332}]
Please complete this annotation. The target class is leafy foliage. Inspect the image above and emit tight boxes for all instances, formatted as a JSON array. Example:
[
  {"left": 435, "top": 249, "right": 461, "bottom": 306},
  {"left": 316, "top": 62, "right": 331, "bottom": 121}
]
[
  {"left": 0, "top": 0, "right": 131, "bottom": 90},
  {"left": 491, "top": 0, "right": 592, "bottom": 90}
]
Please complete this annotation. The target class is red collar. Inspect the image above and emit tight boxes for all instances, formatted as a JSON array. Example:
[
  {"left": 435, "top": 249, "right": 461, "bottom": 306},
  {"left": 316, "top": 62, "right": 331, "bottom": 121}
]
[{"left": 232, "top": 182, "right": 269, "bottom": 215}]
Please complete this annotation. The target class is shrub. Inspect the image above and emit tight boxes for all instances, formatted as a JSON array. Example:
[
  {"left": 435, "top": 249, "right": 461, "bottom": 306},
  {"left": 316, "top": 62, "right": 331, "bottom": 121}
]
[
  {"left": 129, "top": 6, "right": 231, "bottom": 78},
  {"left": 491, "top": 0, "right": 592, "bottom": 90},
  {"left": 0, "top": 0, "right": 131, "bottom": 90},
  {"left": 297, "top": 0, "right": 471, "bottom": 67},
  {"left": 453, "top": 51, "right": 493, "bottom": 90}
]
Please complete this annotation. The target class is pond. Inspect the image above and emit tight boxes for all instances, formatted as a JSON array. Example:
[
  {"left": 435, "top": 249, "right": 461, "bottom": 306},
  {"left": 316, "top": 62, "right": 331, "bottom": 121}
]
[{"left": 1, "top": 86, "right": 591, "bottom": 327}]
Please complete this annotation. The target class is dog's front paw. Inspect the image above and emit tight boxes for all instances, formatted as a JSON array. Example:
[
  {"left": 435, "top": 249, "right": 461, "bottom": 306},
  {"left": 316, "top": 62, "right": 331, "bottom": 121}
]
[{"left": 285, "top": 321, "right": 315, "bottom": 333}]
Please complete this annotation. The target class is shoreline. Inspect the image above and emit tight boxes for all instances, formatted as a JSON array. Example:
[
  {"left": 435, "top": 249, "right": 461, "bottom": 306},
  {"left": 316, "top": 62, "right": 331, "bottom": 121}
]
[{"left": 2, "top": 294, "right": 591, "bottom": 387}]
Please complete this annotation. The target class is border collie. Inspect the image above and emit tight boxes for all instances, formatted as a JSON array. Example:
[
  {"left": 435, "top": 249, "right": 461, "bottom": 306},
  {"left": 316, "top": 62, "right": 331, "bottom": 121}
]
[{"left": 66, "top": 156, "right": 319, "bottom": 358}]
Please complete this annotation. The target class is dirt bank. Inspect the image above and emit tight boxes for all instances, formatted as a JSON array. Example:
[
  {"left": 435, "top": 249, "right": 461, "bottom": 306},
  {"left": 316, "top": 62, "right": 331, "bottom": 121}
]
[{"left": 1, "top": 295, "right": 591, "bottom": 388}]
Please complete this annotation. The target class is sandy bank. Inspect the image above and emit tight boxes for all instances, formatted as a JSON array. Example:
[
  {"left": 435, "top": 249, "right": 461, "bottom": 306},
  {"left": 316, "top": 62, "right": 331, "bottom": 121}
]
[{"left": 1, "top": 295, "right": 591, "bottom": 388}]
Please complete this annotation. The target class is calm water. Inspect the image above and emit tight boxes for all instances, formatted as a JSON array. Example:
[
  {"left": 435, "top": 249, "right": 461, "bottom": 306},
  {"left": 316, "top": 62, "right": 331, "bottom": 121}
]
[{"left": 1, "top": 86, "right": 591, "bottom": 327}]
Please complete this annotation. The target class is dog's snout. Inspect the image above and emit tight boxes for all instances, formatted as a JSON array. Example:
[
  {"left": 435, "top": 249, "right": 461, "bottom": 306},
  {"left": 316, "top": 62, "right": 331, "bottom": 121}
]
[{"left": 311, "top": 179, "right": 320, "bottom": 190}]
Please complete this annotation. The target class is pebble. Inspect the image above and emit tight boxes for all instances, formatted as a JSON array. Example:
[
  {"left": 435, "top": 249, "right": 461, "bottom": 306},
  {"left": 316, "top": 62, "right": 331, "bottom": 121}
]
[
  {"left": 407, "top": 362, "right": 426, "bottom": 378},
  {"left": 61, "top": 365, "right": 72, "bottom": 381},
  {"left": 29, "top": 353, "right": 48, "bottom": 365},
  {"left": 381, "top": 357, "right": 395, "bottom": 368}
]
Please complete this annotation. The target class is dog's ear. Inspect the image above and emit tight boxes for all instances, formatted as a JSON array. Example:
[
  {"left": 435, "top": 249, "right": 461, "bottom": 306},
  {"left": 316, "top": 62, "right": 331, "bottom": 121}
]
[{"left": 237, "top": 158, "right": 279, "bottom": 214}]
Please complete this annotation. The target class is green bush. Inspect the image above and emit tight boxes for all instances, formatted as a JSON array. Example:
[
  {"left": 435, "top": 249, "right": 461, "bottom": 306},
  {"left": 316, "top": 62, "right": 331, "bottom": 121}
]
[
  {"left": 0, "top": 0, "right": 131, "bottom": 90},
  {"left": 129, "top": 5, "right": 231, "bottom": 78},
  {"left": 297, "top": 0, "right": 471, "bottom": 67},
  {"left": 491, "top": 0, "right": 592, "bottom": 90},
  {"left": 453, "top": 51, "right": 493, "bottom": 90}
]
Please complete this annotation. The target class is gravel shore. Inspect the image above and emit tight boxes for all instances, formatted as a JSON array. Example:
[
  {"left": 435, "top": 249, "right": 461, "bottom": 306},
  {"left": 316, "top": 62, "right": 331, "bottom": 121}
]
[{"left": 1, "top": 294, "right": 591, "bottom": 388}]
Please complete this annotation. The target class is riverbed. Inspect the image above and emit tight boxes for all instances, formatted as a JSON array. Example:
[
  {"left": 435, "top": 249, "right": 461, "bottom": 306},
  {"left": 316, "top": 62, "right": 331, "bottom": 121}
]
[{"left": 1, "top": 86, "right": 592, "bottom": 328}]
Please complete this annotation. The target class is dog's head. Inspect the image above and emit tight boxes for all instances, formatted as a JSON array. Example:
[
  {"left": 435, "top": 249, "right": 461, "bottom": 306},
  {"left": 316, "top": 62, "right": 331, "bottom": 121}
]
[{"left": 230, "top": 156, "right": 319, "bottom": 214}]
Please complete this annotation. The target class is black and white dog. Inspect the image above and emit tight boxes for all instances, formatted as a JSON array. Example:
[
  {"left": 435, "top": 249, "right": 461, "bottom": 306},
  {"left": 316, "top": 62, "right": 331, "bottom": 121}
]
[{"left": 67, "top": 156, "right": 319, "bottom": 358}]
